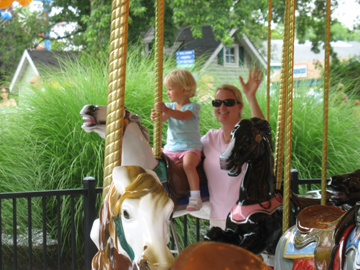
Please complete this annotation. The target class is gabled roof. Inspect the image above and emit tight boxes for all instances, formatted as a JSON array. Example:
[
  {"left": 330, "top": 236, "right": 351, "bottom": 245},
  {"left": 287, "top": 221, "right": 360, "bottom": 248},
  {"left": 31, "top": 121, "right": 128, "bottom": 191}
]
[
  {"left": 143, "top": 26, "right": 267, "bottom": 71},
  {"left": 10, "top": 50, "right": 79, "bottom": 92},
  {"left": 201, "top": 29, "right": 267, "bottom": 71},
  {"left": 175, "top": 26, "right": 221, "bottom": 60}
]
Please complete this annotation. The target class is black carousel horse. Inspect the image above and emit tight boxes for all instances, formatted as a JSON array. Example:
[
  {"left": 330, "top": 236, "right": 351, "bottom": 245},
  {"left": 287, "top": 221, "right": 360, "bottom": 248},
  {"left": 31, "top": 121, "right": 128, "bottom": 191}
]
[{"left": 205, "top": 117, "right": 283, "bottom": 255}]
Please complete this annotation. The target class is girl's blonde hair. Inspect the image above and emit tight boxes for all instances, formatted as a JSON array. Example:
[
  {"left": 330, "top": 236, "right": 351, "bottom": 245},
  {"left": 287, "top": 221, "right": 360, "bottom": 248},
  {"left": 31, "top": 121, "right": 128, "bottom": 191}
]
[
  {"left": 216, "top": 84, "right": 243, "bottom": 119},
  {"left": 164, "top": 69, "right": 197, "bottom": 98}
]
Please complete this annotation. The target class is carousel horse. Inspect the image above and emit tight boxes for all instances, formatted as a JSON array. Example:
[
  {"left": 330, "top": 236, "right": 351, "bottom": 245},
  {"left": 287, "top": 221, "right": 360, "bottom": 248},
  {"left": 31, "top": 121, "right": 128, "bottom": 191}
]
[
  {"left": 202, "top": 117, "right": 359, "bottom": 256},
  {"left": 327, "top": 169, "right": 360, "bottom": 209},
  {"left": 80, "top": 104, "right": 210, "bottom": 219},
  {"left": 275, "top": 170, "right": 360, "bottom": 270},
  {"left": 91, "top": 165, "right": 175, "bottom": 270},
  {"left": 172, "top": 241, "right": 271, "bottom": 270},
  {"left": 81, "top": 105, "right": 360, "bottom": 266},
  {"left": 204, "top": 117, "right": 283, "bottom": 255}
]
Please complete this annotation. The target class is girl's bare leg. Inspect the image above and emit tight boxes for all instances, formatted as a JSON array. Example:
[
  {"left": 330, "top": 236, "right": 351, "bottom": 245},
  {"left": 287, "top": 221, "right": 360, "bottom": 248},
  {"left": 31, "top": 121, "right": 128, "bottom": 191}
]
[{"left": 183, "top": 152, "right": 200, "bottom": 191}]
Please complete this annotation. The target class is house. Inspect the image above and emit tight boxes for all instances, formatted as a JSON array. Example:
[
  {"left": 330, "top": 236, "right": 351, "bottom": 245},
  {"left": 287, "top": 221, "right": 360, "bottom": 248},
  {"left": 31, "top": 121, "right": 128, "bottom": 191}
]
[
  {"left": 9, "top": 50, "right": 79, "bottom": 104},
  {"left": 263, "top": 40, "right": 360, "bottom": 86},
  {"left": 11, "top": 28, "right": 266, "bottom": 104},
  {"left": 142, "top": 26, "right": 267, "bottom": 86}
]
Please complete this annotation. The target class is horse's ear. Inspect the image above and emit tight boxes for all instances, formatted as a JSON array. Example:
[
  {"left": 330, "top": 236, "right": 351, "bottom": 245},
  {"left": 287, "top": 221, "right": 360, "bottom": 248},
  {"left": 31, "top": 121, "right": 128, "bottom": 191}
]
[
  {"left": 237, "top": 118, "right": 252, "bottom": 128},
  {"left": 251, "top": 118, "right": 272, "bottom": 145},
  {"left": 251, "top": 118, "right": 271, "bottom": 135},
  {"left": 113, "top": 166, "right": 146, "bottom": 194}
]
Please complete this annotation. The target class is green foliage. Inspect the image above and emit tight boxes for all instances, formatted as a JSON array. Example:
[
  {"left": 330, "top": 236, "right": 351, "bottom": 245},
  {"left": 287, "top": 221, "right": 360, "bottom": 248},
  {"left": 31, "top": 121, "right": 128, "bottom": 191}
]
[
  {"left": 0, "top": 6, "right": 48, "bottom": 80},
  {"left": 0, "top": 45, "right": 180, "bottom": 257},
  {"left": 46, "top": 0, "right": 358, "bottom": 57},
  {"left": 171, "top": 0, "right": 269, "bottom": 47},
  {"left": 170, "top": 216, "right": 210, "bottom": 250},
  {"left": 266, "top": 85, "right": 360, "bottom": 179},
  {"left": 319, "top": 56, "right": 360, "bottom": 97},
  {"left": 296, "top": 21, "right": 360, "bottom": 43},
  {"left": 271, "top": 0, "right": 348, "bottom": 55},
  {"left": 52, "top": 0, "right": 178, "bottom": 57}
]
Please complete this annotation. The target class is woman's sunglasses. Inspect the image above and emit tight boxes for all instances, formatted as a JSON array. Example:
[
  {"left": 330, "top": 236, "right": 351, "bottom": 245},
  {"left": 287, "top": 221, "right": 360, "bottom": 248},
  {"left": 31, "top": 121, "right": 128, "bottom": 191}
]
[{"left": 212, "top": 99, "right": 241, "bottom": 107}]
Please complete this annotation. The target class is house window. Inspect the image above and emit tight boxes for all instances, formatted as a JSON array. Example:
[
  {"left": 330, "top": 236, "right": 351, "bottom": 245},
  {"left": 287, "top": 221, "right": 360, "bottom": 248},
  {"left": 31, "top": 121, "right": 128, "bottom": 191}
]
[
  {"left": 225, "top": 46, "right": 237, "bottom": 65},
  {"left": 217, "top": 45, "right": 244, "bottom": 67}
]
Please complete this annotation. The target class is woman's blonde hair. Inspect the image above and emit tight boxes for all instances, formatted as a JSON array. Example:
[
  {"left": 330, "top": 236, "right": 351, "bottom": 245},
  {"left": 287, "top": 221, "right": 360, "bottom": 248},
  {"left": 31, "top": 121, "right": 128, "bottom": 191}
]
[
  {"left": 164, "top": 69, "right": 197, "bottom": 98},
  {"left": 215, "top": 84, "right": 243, "bottom": 119}
]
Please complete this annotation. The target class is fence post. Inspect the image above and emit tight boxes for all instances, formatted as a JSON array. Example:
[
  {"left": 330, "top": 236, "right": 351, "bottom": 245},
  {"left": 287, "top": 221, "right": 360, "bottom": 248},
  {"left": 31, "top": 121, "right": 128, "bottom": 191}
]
[
  {"left": 290, "top": 169, "right": 299, "bottom": 194},
  {"left": 83, "top": 177, "right": 97, "bottom": 270}
]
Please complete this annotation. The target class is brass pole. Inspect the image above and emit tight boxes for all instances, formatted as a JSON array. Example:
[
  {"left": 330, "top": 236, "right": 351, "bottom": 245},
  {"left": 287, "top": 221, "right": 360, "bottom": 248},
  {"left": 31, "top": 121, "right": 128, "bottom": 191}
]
[
  {"left": 274, "top": 0, "right": 290, "bottom": 191},
  {"left": 321, "top": 0, "right": 331, "bottom": 205},
  {"left": 283, "top": 0, "right": 296, "bottom": 233},
  {"left": 153, "top": 0, "right": 165, "bottom": 159},
  {"left": 103, "top": 0, "right": 129, "bottom": 199},
  {"left": 266, "top": 0, "right": 272, "bottom": 122}
]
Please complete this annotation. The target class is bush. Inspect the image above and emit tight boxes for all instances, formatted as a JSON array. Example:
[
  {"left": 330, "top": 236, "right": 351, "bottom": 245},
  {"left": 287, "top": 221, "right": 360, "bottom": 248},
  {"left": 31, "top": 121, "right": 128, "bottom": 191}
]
[{"left": 327, "top": 56, "right": 360, "bottom": 97}]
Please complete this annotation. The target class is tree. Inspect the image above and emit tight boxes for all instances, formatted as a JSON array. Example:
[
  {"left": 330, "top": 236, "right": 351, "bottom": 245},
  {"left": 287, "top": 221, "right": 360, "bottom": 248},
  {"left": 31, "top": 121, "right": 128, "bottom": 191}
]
[
  {"left": 48, "top": 0, "right": 360, "bottom": 57},
  {"left": 49, "top": 0, "right": 177, "bottom": 58},
  {"left": 0, "top": 6, "right": 48, "bottom": 82},
  {"left": 331, "top": 22, "right": 360, "bottom": 41}
]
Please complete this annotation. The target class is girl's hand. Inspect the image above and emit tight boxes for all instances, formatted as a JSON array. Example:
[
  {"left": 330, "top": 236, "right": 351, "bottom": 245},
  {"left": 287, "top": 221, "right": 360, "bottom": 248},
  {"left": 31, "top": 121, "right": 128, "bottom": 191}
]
[
  {"left": 239, "top": 67, "right": 263, "bottom": 97},
  {"left": 150, "top": 108, "right": 158, "bottom": 121},
  {"left": 155, "top": 102, "right": 168, "bottom": 113}
]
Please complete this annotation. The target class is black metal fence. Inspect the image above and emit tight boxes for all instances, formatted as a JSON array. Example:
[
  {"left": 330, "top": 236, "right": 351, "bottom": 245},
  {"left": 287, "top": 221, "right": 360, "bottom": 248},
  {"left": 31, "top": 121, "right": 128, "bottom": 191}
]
[
  {"left": 290, "top": 169, "right": 329, "bottom": 194},
  {"left": 0, "top": 169, "right": 323, "bottom": 270},
  {"left": 0, "top": 177, "right": 100, "bottom": 270}
]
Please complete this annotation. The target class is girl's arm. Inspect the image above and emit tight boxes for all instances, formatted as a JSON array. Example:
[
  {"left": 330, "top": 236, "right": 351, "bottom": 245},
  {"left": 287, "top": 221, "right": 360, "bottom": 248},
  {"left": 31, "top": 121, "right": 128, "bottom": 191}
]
[{"left": 155, "top": 102, "right": 195, "bottom": 121}]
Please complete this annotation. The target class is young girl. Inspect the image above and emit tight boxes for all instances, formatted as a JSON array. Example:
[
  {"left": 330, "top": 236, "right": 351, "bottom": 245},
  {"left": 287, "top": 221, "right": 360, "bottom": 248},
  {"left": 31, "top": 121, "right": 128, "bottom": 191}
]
[{"left": 150, "top": 69, "right": 202, "bottom": 211}]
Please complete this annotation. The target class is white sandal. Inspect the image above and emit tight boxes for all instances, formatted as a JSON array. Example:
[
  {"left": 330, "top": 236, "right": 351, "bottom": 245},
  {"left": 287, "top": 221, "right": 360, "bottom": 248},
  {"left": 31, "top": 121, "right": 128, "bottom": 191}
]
[{"left": 186, "top": 197, "right": 202, "bottom": 211}]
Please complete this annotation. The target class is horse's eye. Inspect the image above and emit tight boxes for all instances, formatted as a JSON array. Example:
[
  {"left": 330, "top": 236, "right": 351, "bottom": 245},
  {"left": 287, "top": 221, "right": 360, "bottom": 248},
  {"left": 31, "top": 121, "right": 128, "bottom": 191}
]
[
  {"left": 123, "top": 210, "right": 130, "bottom": 219},
  {"left": 90, "top": 106, "right": 97, "bottom": 112}
]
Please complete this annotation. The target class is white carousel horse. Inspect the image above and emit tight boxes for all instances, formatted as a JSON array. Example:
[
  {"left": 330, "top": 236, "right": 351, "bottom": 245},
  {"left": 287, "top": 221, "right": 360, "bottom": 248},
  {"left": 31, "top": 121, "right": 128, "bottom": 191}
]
[
  {"left": 80, "top": 104, "right": 211, "bottom": 219},
  {"left": 91, "top": 165, "right": 175, "bottom": 270}
]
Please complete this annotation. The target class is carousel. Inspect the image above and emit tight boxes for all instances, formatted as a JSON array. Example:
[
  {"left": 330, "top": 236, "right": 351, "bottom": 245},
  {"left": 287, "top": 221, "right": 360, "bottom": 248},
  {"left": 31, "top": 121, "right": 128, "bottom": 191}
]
[
  {"left": 79, "top": 0, "right": 360, "bottom": 269},
  {"left": 3, "top": 0, "right": 360, "bottom": 269}
]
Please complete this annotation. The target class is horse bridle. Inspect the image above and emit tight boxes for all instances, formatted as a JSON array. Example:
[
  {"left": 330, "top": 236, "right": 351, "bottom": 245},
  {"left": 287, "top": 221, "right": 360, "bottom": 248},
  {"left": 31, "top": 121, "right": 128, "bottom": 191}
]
[{"left": 123, "top": 107, "right": 131, "bottom": 134}]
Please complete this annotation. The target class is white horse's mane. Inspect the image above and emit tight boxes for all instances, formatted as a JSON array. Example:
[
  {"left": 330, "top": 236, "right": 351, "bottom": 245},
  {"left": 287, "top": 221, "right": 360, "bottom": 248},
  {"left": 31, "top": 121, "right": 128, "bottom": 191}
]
[{"left": 127, "top": 110, "right": 150, "bottom": 142}]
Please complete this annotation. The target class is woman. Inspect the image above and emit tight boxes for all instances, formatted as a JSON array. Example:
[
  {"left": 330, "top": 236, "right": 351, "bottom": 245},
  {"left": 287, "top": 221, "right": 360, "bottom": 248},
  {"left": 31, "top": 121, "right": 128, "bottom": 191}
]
[{"left": 201, "top": 67, "right": 264, "bottom": 230}]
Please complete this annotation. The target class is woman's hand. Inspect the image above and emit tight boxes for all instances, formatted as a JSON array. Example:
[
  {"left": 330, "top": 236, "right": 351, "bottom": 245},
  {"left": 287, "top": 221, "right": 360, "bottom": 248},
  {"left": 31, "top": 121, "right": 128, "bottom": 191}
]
[
  {"left": 239, "top": 67, "right": 265, "bottom": 119},
  {"left": 239, "top": 67, "right": 263, "bottom": 97}
]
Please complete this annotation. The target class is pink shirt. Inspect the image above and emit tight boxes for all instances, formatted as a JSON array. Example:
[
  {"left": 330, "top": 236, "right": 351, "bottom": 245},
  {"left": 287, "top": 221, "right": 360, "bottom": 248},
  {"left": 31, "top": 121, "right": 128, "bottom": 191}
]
[{"left": 201, "top": 128, "right": 245, "bottom": 220}]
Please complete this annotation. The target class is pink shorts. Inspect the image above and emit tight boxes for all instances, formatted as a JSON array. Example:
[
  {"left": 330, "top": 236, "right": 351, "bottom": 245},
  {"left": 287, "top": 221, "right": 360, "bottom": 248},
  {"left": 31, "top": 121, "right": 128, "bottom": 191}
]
[{"left": 163, "top": 149, "right": 202, "bottom": 164}]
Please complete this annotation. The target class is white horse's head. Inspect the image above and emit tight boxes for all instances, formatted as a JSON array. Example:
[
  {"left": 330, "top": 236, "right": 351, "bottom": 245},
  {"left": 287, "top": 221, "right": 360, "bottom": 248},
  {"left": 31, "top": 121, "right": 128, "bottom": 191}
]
[
  {"left": 80, "top": 105, "right": 107, "bottom": 139},
  {"left": 80, "top": 104, "right": 150, "bottom": 141},
  {"left": 80, "top": 104, "right": 157, "bottom": 170},
  {"left": 92, "top": 166, "right": 175, "bottom": 270}
]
